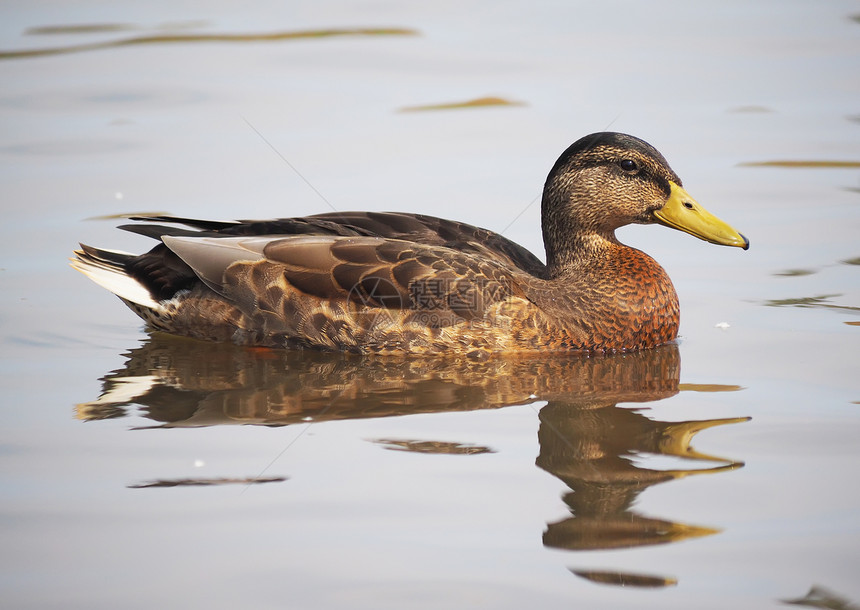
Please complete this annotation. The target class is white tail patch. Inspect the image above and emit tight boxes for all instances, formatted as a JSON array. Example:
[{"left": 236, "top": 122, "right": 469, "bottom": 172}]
[{"left": 70, "top": 252, "right": 165, "bottom": 312}]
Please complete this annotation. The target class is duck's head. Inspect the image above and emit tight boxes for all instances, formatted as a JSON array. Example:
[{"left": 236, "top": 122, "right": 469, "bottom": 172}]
[{"left": 542, "top": 132, "right": 748, "bottom": 273}]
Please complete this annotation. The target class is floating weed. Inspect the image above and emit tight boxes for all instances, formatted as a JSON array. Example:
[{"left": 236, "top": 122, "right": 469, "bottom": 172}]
[
  {"left": 782, "top": 585, "right": 860, "bottom": 610},
  {"left": 86, "top": 211, "right": 172, "bottom": 220},
  {"left": 370, "top": 438, "right": 496, "bottom": 455},
  {"left": 0, "top": 27, "right": 418, "bottom": 60},
  {"left": 845, "top": 321, "right": 860, "bottom": 326},
  {"left": 842, "top": 256, "right": 860, "bottom": 266},
  {"left": 128, "top": 476, "right": 287, "bottom": 488},
  {"left": 399, "top": 96, "right": 525, "bottom": 112},
  {"left": 26, "top": 23, "right": 139, "bottom": 35},
  {"left": 26, "top": 21, "right": 209, "bottom": 36},
  {"left": 764, "top": 294, "right": 860, "bottom": 312},
  {"left": 739, "top": 160, "right": 860, "bottom": 169},
  {"left": 774, "top": 268, "right": 816, "bottom": 277},
  {"left": 765, "top": 294, "right": 840, "bottom": 307},
  {"left": 570, "top": 569, "right": 677, "bottom": 589},
  {"left": 678, "top": 384, "right": 744, "bottom": 393}
]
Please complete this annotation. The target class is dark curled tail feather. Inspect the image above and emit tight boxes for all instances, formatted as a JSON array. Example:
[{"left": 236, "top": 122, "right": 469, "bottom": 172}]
[{"left": 75, "top": 243, "right": 134, "bottom": 271}]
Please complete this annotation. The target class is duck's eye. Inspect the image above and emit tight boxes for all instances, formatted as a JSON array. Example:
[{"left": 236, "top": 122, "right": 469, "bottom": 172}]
[{"left": 619, "top": 159, "right": 638, "bottom": 172}]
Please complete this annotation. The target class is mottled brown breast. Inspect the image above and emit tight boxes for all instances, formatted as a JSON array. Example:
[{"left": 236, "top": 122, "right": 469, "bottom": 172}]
[{"left": 522, "top": 245, "right": 679, "bottom": 352}]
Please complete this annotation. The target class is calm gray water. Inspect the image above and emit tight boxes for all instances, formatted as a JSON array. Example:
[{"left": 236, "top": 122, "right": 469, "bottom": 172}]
[{"left": 1, "top": 2, "right": 859, "bottom": 609}]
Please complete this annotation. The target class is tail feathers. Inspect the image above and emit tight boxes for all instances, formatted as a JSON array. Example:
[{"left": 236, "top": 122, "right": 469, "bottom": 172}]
[
  {"left": 125, "top": 215, "right": 239, "bottom": 232},
  {"left": 118, "top": 223, "right": 213, "bottom": 241},
  {"left": 71, "top": 244, "right": 165, "bottom": 312}
]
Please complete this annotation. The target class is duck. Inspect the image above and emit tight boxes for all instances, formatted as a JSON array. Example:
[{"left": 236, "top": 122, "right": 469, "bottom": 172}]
[{"left": 71, "top": 132, "right": 748, "bottom": 355}]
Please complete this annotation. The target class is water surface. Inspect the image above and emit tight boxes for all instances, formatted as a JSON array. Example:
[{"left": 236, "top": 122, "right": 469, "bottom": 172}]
[{"left": 1, "top": 2, "right": 858, "bottom": 609}]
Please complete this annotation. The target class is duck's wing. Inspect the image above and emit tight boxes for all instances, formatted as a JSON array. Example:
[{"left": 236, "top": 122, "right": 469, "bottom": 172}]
[
  {"left": 112, "top": 217, "right": 358, "bottom": 302},
  {"left": 125, "top": 212, "right": 547, "bottom": 277},
  {"left": 161, "top": 234, "right": 520, "bottom": 320},
  {"left": 312, "top": 212, "right": 547, "bottom": 277}
]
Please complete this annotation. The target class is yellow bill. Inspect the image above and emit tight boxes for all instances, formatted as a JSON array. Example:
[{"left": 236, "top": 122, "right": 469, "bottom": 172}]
[{"left": 654, "top": 182, "right": 749, "bottom": 250}]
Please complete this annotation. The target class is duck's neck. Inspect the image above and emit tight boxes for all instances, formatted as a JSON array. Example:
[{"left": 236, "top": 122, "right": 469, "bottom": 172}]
[
  {"left": 541, "top": 183, "right": 624, "bottom": 279},
  {"left": 543, "top": 222, "right": 619, "bottom": 279}
]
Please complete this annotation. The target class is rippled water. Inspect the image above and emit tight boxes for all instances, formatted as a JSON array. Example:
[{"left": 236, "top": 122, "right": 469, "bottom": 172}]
[{"left": 1, "top": 2, "right": 859, "bottom": 609}]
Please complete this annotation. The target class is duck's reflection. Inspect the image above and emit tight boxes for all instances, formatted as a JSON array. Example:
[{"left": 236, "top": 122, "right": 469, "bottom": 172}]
[
  {"left": 540, "top": 399, "right": 745, "bottom": 552},
  {"left": 78, "top": 333, "right": 748, "bottom": 581}
]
